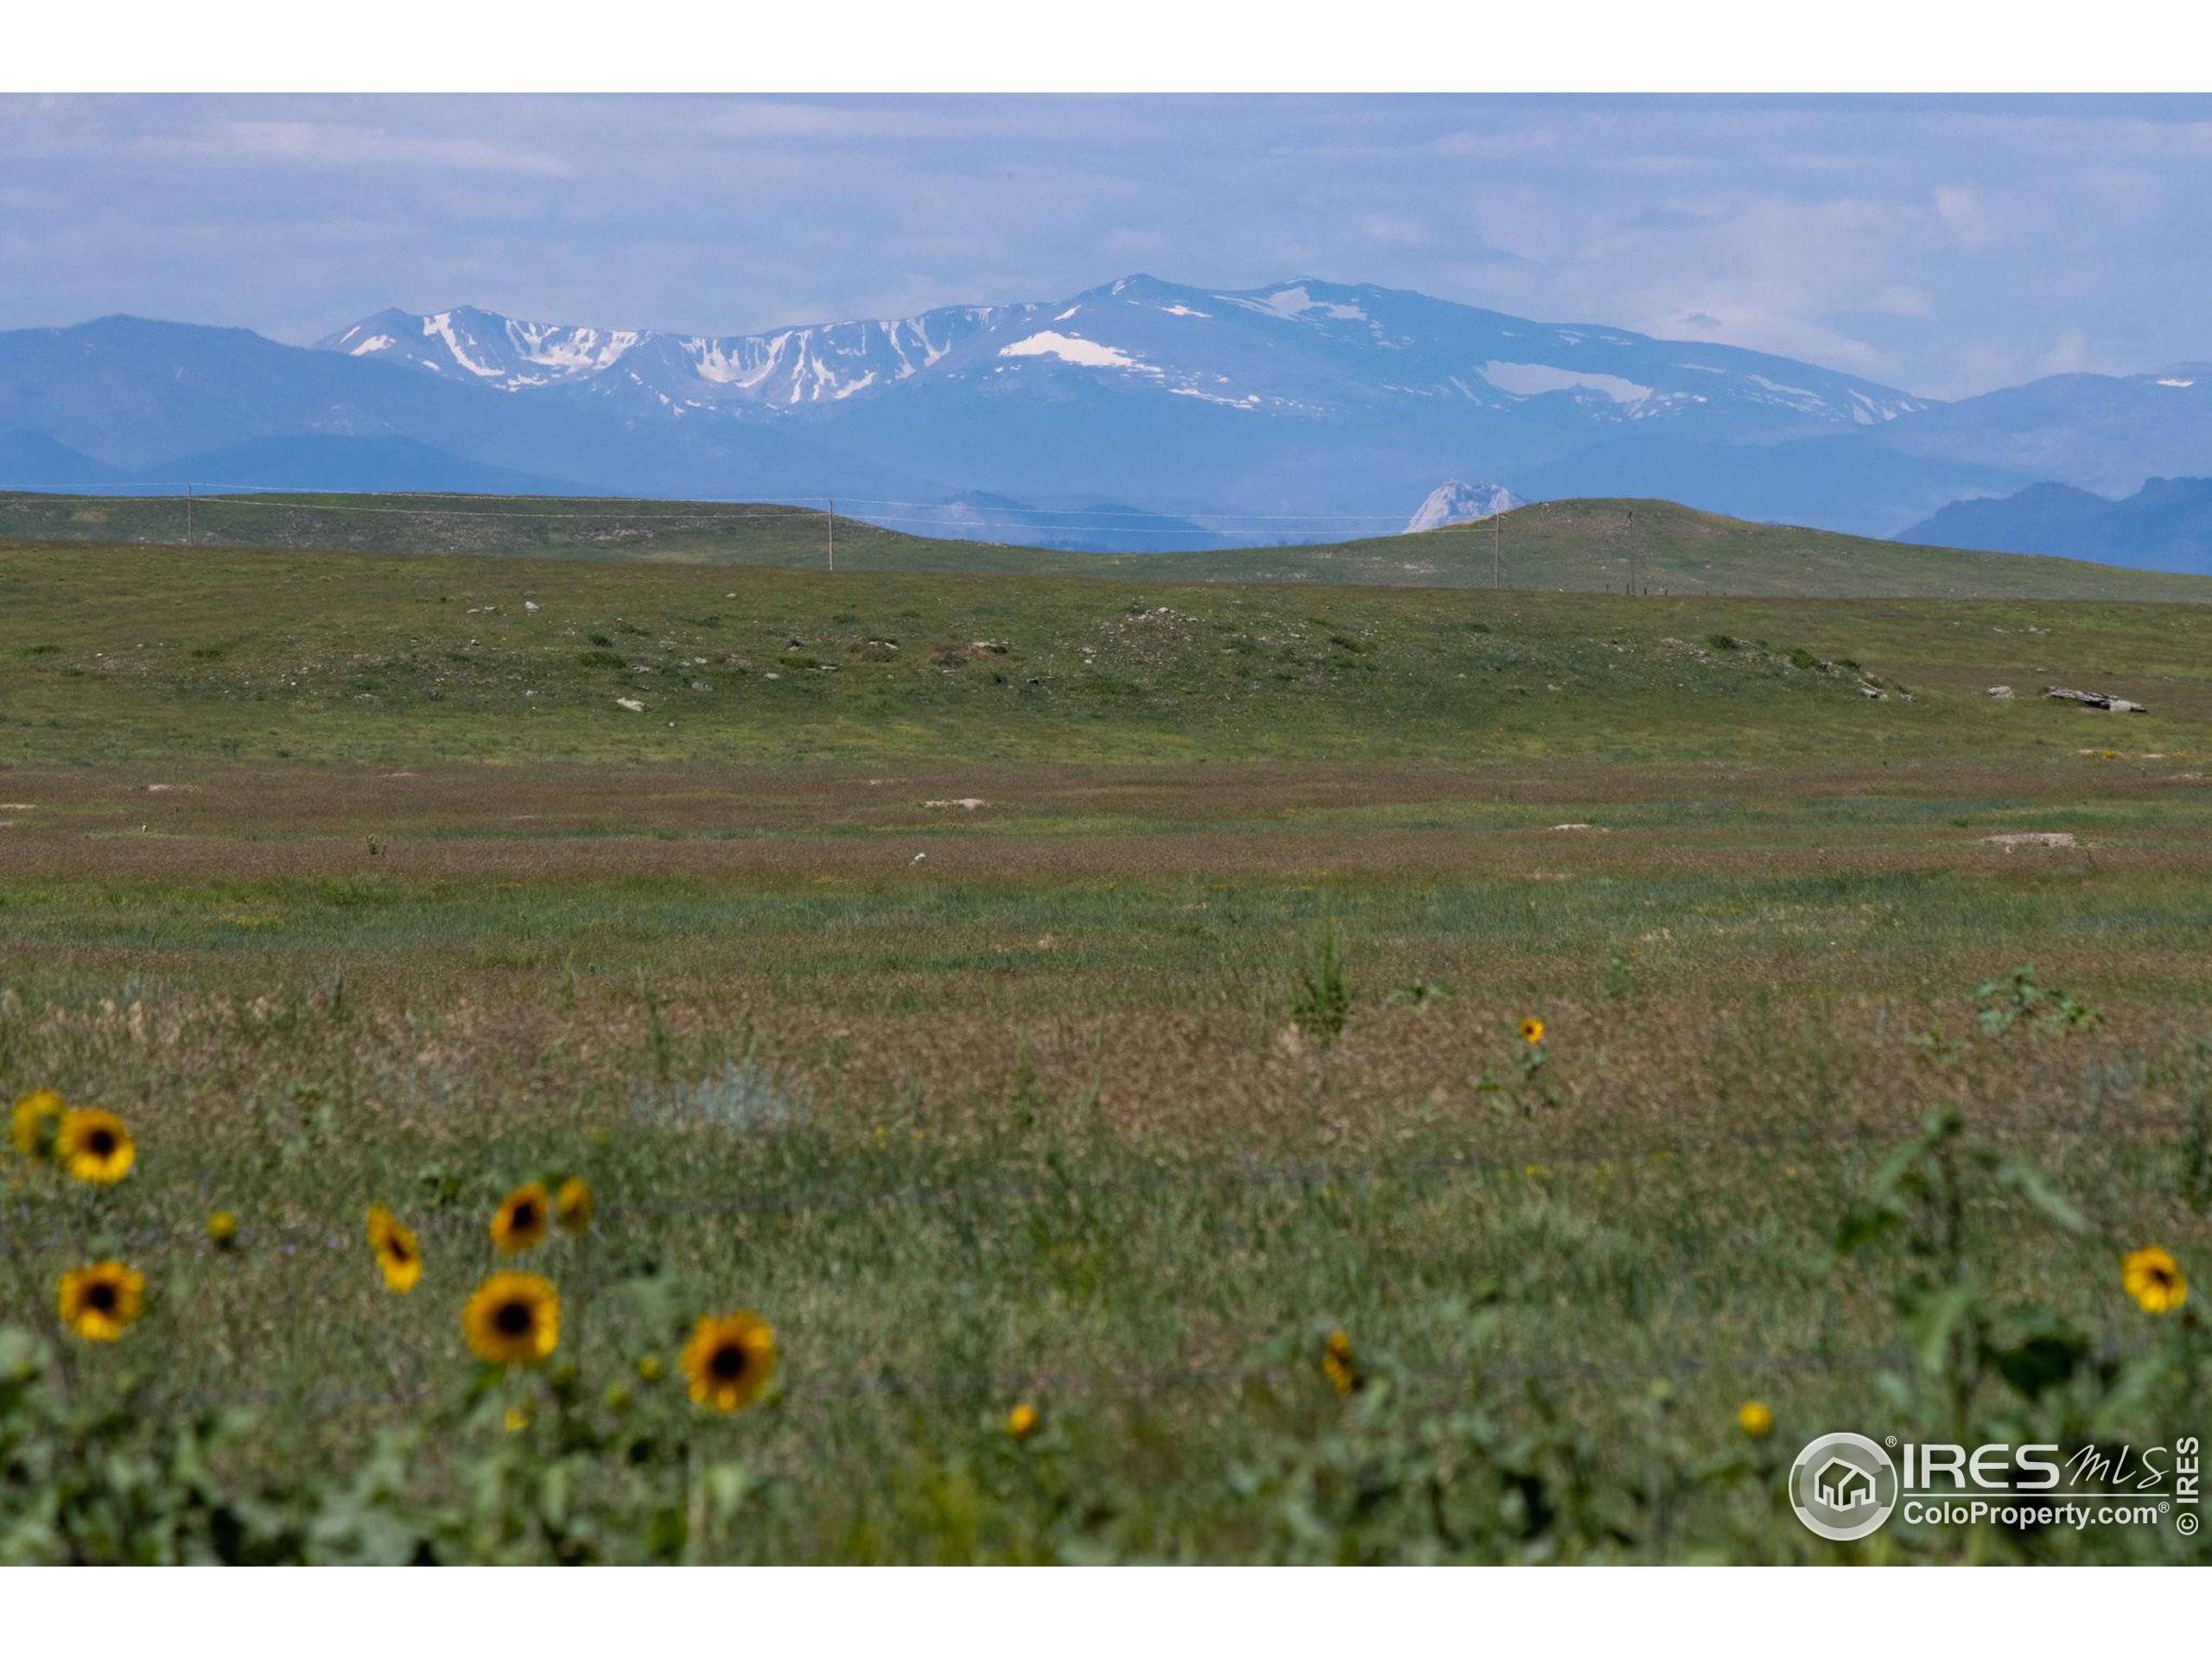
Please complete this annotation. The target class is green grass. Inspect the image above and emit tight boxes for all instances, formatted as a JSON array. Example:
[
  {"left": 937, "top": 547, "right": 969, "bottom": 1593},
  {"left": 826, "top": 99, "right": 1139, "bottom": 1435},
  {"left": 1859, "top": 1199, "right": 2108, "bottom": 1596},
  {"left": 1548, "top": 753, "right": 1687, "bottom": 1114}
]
[
  {"left": 5, "top": 766, "right": 2208, "bottom": 1561},
  {"left": 2, "top": 538, "right": 2207, "bottom": 769},
  {"left": 6, "top": 488, "right": 2208, "bottom": 600}
]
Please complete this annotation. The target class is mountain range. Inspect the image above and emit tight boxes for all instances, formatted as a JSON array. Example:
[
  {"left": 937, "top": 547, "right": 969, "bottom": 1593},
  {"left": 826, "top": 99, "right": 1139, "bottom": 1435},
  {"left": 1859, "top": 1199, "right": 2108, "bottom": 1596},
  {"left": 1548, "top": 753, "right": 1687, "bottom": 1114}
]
[
  {"left": 4, "top": 274, "right": 2212, "bottom": 563},
  {"left": 1902, "top": 476, "right": 2212, "bottom": 575}
]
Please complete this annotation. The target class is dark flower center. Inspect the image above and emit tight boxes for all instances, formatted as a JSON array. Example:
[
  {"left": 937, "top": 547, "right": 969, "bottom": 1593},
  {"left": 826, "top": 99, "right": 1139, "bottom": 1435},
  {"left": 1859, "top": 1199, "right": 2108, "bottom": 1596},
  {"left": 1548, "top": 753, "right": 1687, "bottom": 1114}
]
[
  {"left": 86, "top": 1281, "right": 118, "bottom": 1313},
  {"left": 710, "top": 1342, "right": 748, "bottom": 1379},
  {"left": 494, "top": 1299, "right": 535, "bottom": 1336},
  {"left": 87, "top": 1128, "right": 116, "bottom": 1156},
  {"left": 512, "top": 1202, "right": 538, "bottom": 1229},
  {"left": 388, "top": 1238, "right": 413, "bottom": 1263}
]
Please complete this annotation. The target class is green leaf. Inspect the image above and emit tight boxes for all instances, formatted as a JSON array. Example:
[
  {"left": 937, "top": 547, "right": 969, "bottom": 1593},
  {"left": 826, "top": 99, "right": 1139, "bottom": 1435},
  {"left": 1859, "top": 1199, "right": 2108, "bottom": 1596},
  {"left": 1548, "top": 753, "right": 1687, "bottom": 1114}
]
[{"left": 1993, "top": 1160, "right": 2088, "bottom": 1234}]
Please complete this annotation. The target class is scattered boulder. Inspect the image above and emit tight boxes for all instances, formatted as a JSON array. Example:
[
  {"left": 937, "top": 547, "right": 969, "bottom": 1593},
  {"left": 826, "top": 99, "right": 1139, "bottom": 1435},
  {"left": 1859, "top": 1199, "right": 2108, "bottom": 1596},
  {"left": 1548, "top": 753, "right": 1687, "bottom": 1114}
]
[
  {"left": 2046, "top": 685, "right": 2147, "bottom": 713},
  {"left": 1986, "top": 684, "right": 2014, "bottom": 699},
  {"left": 923, "top": 798, "right": 989, "bottom": 810},
  {"left": 1983, "top": 832, "right": 2077, "bottom": 849},
  {"left": 614, "top": 697, "right": 645, "bottom": 713}
]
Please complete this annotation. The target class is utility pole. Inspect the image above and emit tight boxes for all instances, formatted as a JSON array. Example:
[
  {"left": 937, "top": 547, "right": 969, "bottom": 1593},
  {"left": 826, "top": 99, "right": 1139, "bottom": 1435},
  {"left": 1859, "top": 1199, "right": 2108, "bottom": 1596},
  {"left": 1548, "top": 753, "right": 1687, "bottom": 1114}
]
[
  {"left": 1491, "top": 511, "right": 1501, "bottom": 589},
  {"left": 1627, "top": 508, "right": 1637, "bottom": 596},
  {"left": 827, "top": 498, "right": 835, "bottom": 573},
  {"left": 185, "top": 481, "right": 194, "bottom": 548}
]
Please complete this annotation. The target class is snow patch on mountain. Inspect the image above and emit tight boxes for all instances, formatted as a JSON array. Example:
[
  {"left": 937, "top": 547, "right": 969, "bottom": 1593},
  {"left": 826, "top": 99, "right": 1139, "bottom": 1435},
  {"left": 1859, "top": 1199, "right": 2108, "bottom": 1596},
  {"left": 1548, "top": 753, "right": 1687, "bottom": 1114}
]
[
  {"left": 1167, "top": 386, "right": 1260, "bottom": 409},
  {"left": 423, "top": 313, "right": 504, "bottom": 379},
  {"left": 1483, "top": 361, "right": 1653, "bottom": 405},
  {"left": 999, "top": 332, "right": 1157, "bottom": 373},
  {"left": 1748, "top": 373, "right": 1821, "bottom": 403},
  {"left": 1231, "top": 285, "right": 1368, "bottom": 322},
  {"left": 1406, "top": 480, "right": 1524, "bottom": 533},
  {"left": 507, "top": 321, "right": 639, "bottom": 374}
]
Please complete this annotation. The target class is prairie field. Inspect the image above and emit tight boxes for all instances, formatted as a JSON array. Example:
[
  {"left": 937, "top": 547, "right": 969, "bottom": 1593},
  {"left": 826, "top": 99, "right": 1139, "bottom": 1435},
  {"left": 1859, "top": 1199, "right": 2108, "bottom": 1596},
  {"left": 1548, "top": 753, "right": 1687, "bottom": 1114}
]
[
  {"left": 3, "top": 535, "right": 2209, "bottom": 1562},
  {"left": 9, "top": 489, "right": 2211, "bottom": 600}
]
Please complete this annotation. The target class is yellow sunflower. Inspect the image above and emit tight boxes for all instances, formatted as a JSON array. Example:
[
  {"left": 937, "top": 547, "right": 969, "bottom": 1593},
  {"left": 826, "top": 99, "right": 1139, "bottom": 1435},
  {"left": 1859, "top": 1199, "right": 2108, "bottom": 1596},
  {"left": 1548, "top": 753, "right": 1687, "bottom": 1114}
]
[
  {"left": 1005, "top": 1402, "right": 1040, "bottom": 1440},
  {"left": 463, "top": 1272, "right": 561, "bottom": 1365},
  {"left": 11, "top": 1089, "right": 64, "bottom": 1156},
  {"left": 58, "top": 1261, "right": 146, "bottom": 1342},
  {"left": 1519, "top": 1016, "right": 1546, "bottom": 1045},
  {"left": 1320, "top": 1328, "right": 1358, "bottom": 1398},
  {"left": 1738, "top": 1400, "right": 1775, "bottom": 1440},
  {"left": 554, "top": 1177, "right": 594, "bottom": 1236},
  {"left": 489, "top": 1182, "right": 551, "bottom": 1255},
  {"left": 679, "top": 1311, "right": 778, "bottom": 1412},
  {"left": 2122, "top": 1246, "right": 2189, "bottom": 1314},
  {"left": 54, "top": 1107, "right": 134, "bottom": 1185},
  {"left": 365, "top": 1203, "right": 424, "bottom": 1294}
]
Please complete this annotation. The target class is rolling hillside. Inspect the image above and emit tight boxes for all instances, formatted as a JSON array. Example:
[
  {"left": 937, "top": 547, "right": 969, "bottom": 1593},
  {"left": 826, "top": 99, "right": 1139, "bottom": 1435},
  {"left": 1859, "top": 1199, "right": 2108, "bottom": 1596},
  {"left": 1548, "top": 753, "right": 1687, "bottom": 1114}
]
[
  {"left": 3, "top": 536, "right": 2208, "bottom": 772},
  {"left": 5, "top": 488, "right": 2210, "bottom": 601}
]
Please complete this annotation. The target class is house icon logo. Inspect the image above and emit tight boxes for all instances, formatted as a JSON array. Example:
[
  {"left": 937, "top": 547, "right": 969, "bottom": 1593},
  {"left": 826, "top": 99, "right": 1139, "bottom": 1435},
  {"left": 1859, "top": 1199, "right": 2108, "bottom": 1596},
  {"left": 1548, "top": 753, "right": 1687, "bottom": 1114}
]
[
  {"left": 1815, "top": 1457, "right": 1877, "bottom": 1511},
  {"left": 1789, "top": 1433, "right": 1900, "bottom": 1541}
]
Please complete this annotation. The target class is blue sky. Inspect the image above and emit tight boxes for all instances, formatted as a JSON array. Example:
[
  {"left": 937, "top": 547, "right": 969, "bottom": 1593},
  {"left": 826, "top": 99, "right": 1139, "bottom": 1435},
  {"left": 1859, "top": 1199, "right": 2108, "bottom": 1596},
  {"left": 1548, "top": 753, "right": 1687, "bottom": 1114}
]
[{"left": 3, "top": 93, "right": 2209, "bottom": 399}]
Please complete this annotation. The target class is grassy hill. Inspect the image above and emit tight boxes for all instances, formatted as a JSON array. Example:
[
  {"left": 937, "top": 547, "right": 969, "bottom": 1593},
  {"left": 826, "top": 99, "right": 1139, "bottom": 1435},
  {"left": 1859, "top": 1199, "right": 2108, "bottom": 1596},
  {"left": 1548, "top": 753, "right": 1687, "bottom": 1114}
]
[
  {"left": 1152, "top": 499, "right": 2212, "bottom": 601},
  {"left": 3, "top": 537, "right": 2206, "bottom": 769},
  {"left": 5, "top": 488, "right": 2209, "bottom": 601}
]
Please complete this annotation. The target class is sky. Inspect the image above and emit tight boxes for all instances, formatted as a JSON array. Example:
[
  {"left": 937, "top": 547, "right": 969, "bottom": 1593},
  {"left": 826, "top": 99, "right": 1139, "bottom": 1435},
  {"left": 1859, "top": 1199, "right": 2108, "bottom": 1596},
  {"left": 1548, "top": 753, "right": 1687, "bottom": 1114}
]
[{"left": 3, "top": 93, "right": 2209, "bottom": 400}]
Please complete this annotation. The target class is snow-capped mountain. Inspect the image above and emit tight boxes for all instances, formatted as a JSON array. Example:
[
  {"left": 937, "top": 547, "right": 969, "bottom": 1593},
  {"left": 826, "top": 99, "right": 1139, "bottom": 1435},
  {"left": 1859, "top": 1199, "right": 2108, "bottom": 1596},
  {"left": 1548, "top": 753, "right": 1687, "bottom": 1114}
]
[
  {"left": 323, "top": 276, "right": 1924, "bottom": 437},
  {"left": 1406, "top": 480, "right": 1523, "bottom": 532},
  {"left": 321, "top": 302, "right": 1031, "bottom": 408},
  {"left": 301, "top": 276, "right": 1946, "bottom": 534}
]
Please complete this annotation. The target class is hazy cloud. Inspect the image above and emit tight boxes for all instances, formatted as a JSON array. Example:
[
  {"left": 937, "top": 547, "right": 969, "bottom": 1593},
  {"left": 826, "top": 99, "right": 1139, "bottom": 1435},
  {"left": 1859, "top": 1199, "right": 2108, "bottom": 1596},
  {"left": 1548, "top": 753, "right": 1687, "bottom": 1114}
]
[{"left": 1, "top": 94, "right": 2207, "bottom": 397}]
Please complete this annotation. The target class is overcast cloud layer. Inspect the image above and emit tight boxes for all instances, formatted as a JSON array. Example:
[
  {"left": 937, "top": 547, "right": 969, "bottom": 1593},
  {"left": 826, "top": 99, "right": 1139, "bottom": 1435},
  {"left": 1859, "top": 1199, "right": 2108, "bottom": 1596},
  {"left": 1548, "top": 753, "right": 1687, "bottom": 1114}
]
[{"left": 3, "top": 93, "right": 2208, "bottom": 399}]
